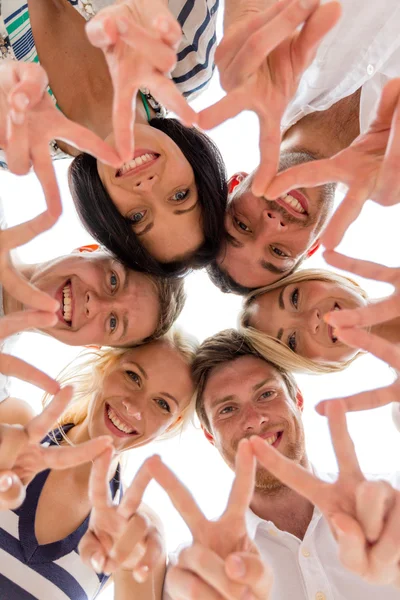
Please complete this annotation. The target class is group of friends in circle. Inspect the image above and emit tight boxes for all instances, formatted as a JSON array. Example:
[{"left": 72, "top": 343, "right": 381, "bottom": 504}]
[{"left": 0, "top": 0, "right": 399, "bottom": 599}]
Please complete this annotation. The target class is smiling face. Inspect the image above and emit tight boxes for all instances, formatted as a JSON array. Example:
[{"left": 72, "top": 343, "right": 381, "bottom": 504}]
[
  {"left": 97, "top": 124, "right": 203, "bottom": 262},
  {"left": 29, "top": 251, "right": 160, "bottom": 346},
  {"left": 249, "top": 280, "right": 366, "bottom": 363},
  {"left": 202, "top": 355, "right": 306, "bottom": 491},
  {"left": 87, "top": 341, "right": 194, "bottom": 452},
  {"left": 218, "top": 151, "right": 335, "bottom": 289}
]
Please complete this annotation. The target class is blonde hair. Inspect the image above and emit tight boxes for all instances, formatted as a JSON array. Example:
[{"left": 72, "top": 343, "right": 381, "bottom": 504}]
[
  {"left": 43, "top": 329, "right": 198, "bottom": 444},
  {"left": 240, "top": 269, "right": 368, "bottom": 375}
]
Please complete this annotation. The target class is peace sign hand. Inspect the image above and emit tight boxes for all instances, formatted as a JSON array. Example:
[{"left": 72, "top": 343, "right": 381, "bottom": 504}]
[
  {"left": 0, "top": 386, "right": 113, "bottom": 510},
  {"left": 1, "top": 61, "right": 121, "bottom": 220},
  {"left": 266, "top": 78, "right": 400, "bottom": 248},
  {"left": 199, "top": 0, "right": 341, "bottom": 195},
  {"left": 86, "top": 0, "right": 197, "bottom": 162},
  {"left": 250, "top": 401, "right": 400, "bottom": 586},
  {"left": 79, "top": 448, "right": 163, "bottom": 582},
  {"left": 315, "top": 251, "right": 400, "bottom": 415},
  {"left": 150, "top": 440, "right": 273, "bottom": 600}
]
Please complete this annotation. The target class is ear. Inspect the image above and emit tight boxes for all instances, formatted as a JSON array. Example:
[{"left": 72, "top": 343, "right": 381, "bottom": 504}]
[
  {"left": 201, "top": 424, "right": 215, "bottom": 446},
  {"left": 73, "top": 244, "right": 100, "bottom": 254},
  {"left": 306, "top": 238, "right": 321, "bottom": 258},
  {"left": 296, "top": 388, "right": 305, "bottom": 412},
  {"left": 228, "top": 172, "right": 248, "bottom": 194},
  {"left": 85, "top": 344, "right": 101, "bottom": 350},
  {"left": 166, "top": 415, "right": 183, "bottom": 432}
]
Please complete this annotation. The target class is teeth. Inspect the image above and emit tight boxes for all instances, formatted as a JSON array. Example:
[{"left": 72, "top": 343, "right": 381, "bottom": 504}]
[
  {"left": 118, "top": 153, "right": 156, "bottom": 175},
  {"left": 107, "top": 406, "right": 134, "bottom": 434},
  {"left": 62, "top": 284, "right": 72, "bottom": 323},
  {"left": 265, "top": 433, "right": 278, "bottom": 445},
  {"left": 280, "top": 193, "right": 306, "bottom": 214}
]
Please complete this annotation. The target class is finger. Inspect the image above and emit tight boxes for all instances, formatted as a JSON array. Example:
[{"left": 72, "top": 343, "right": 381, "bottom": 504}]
[
  {"left": 148, "top": 456, "right": 206, "bottom": 538},
  {"left": 31, "top": 145, "right": 62, "bottom": 220},
  {"left": 323, "top": 251, "right": 399, "bottom": 286},
  {"left": 148, "top": 74, "right": 198, "bottom": 127},
  {"left": 132, "top": 529, "right": 164, "bottom": 582},
  {"left": 0, "top": 309, "right": 57, "bottom": 341},
  {"left": 78, "top": 528, "right": 108, "bottom": 574},
  {"left": 356, "top": 480, "right": 396, "bottom": 543},
  {"left": 334, "top": 327, "right": 400, "bottom": 371},
  {"left": 116, "top": 18, "right": 176, "bottom": 72},
  {"left": 370, "top": 492, "right": 400, "bottom": 569},
  {"left": 199, "top": 88, "right": 247, "bottom": 131},
  {"left": 265, "top": 158, "right": 342, "bottom": 199},
  {"left": 109, "top": 513, "right": 151, "bottom": 569},
  {"left": 8, "top": 63, "right": 49, "bottom": 111},
  {"left": 317, "top": 381, "right": 400, "bottom": 415},
  {"left": 321, "top": 183, "right": 370, "bottom": 249},
  {"left": 4, "top": 117, "right": 31, "bottom": 175},
  {"left": 117, "top": 457, "right": 153, "bottom": 520},
  {"left": 110, "top": 74, "right": 137, "bottom": 164},
  {"left": 0, "top": 352, "right": 59, "bottom": 396},
  {"left": 179, "top": 544, "right": 246, "bottom": 600},
  {"left": 225, "top": 439, "right": 255, "bottom": 519},
  {"left": 0, "top": 212, "right": 58, "bottom": 253},
  {"left": 152, "top": 13, "right": 182, "bottom": 48},
  {"left": 166, "top": 564, "right": 224, "bottom": 600},
  {"left": 42, "top": 436, "right": 113, "bottom": 470},
  {"left": 87, "top": 447, "right": 115, "bottom": 511},
  {"left": 249, "top": 435, "right": 322, "bottom": 504},
  {"left": 225, "top": 551, "right": 273, "bottom": 599},
  {"left": 251, "top": 111, "right": 281, "bottom": 197},
  {"left": 0, "top": 471, "right": 26, "bottom": 510},
  {"left": 331, "top": 512, "right": 368, "bottom": 577},
  {"left": 324, "top": 297, "right": 399, "bottom": 330},
  {"left": 325, "top": 400, "right": 363, "bottom": 478},
  {"left": 0, "top": 427, "right": 27, "bottom": 470},
  {"left": 26, "top": 386, "right": 73, "bottom": 443}
]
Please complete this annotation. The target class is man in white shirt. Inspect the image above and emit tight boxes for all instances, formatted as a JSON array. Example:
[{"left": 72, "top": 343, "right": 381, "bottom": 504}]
[
  {"left": 206, "top": 0, "right": 400, "bottom": 293},
  {"left": 164, "top": 329, "right": 400, "bottom": 599}
]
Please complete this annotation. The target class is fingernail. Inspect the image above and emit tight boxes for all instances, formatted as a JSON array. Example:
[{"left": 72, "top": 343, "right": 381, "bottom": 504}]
[
  {"left": 116, "top": 17, "right": 128, "bottom": 34},
  {"left": 315, "top": 402, "right": 326, "bottom": 416},
  {"left": 13, "top": 93, "right": 29, "bottom": 110},
  {"left": 0, "top": 475, "right": 13, "bottom": 492},
  {"left": 299, "top": 0, "right": 317, "bottom": 8},
  {"left": 228, "top": 555, "right": 246, "bottom": 578},
  {"left": 91, "top": 553, "right": 105, "bottom": 574},
  {"left": 154, "top": 17, "right": 170, "bottom": 33},
  {"left": 133, "top": 565, "right": 149, "bottom": 583},
  {"left": 87, "top": 20, "right": 111, "bottom": 44}
]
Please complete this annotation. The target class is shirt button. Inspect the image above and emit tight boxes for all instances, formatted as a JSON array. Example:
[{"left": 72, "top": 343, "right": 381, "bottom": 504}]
[
  {"left": 316, "top": 593, "right": 326, "bottom": 600},
  {"left": 367, "top": 64, "right": 374, "bottom": 75},
  {"left": 301, "top": 548, "right": 311, "bottom": 557}
]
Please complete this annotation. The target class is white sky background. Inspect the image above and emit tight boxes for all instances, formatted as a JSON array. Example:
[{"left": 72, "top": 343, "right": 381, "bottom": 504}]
[{"left": 1, "top": 16, "right": 400, "bottom": 599}]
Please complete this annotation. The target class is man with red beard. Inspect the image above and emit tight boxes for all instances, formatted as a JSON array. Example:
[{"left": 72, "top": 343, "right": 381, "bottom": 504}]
[{"left": 162, "top": 329, "right": 400, "bottom": 600}]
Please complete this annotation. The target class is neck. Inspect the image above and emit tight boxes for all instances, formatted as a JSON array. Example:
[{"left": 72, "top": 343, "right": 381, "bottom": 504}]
[
  {"left": 371, "top": 313, "right": 400, "bottom": 345},
  {"left": 282, "top": 88, "right": 361, "bottom": 159}
]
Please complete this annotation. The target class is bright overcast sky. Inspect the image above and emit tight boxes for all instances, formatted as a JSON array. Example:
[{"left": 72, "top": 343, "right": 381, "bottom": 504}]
[{"left": 1, "top": 13, "right": 400, "bottom": 598}]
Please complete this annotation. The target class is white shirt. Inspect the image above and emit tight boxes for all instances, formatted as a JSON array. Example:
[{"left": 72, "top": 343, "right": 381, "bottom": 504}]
[
  {"left": 164, "top": 471, "right": 400, "bottom": 600},
  {"left": 283, "top": 0, "right": 400, "bottom": 134}
]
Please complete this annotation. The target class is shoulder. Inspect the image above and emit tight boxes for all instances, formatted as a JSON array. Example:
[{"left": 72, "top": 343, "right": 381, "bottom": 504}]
[{"left": 0, "top": 397, "right": 36, "bottom": 426}]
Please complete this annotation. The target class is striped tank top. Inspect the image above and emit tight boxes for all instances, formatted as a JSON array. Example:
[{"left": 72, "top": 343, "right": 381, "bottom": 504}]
[{"left": 0, "top": 424, "right": 122, "bottom": 599}]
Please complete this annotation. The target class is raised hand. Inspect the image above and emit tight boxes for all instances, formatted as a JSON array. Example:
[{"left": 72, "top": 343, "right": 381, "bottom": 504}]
[
  {"left": 150, "top": 440, "right": 273, "bottom": 600},
  {"left": 315, "top": 251, "right": 400, "bottom": 414},
  {"left": 79, "top": 448, "right": 163, "bottom": 582},
  {"left": 0, "top": 386, "right": 112, "bottom": 510},
  {"left": 250, "top": 401, "right": 400, "bottom": 587},
  {"left": 266, "top": 78, "right": 400, "bottom": 248},
  {"left": 199, "top": 0, "right": 341, "bottom": 195},
  {"left": 2, "top": 60, "right": 121, "bottom": 219},
  {"left": 86, "top": 0, "right": 198, "bottom": 162}
]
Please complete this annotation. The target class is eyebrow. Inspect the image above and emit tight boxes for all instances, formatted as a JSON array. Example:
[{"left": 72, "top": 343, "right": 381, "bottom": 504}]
[
  {"left": 260, "top": 260, "right": 292, "bottom": 274},
  {"left": 130, "top": 361, "right": 148, "bottom": 379},
  {"left": 226, "top": 233, "right": 244, "bottom": 248},
  {"left": 160, "top": 392, "right": 179, "bottom": 408},
  {"left": 210, "top": 394, "right": 236, "bottom": 410},
  {"left": 253, "top": 377, "right": 278, "bottom": 391},
  {"left": 174, "top": 202, "right": 198, "bottom": 215},
  {"left": 136, "top": 223, "right": 154, "bottom": 237},
  {"left": 118, "top": 314, "right": 129, "bottom": 342},
  {"left": 278, "top": 287, "right": 285, "bottom": 309}
]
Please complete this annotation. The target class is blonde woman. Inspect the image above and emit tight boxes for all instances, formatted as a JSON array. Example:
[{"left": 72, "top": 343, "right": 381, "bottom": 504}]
[
  {"left": 0, "top": 329, "right": 196, "bottom": 600},
  {"left": 240, "top": 269, "right": 371, "bottom": 374}
]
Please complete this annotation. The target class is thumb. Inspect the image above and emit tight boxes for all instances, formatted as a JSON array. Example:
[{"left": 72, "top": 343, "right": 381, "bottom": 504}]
[
  {"left": 225, "top": 551, "right": 273, "bottom": 598},
  {"left": 0, "top": 471, "right": 26, "bottom": 510}
]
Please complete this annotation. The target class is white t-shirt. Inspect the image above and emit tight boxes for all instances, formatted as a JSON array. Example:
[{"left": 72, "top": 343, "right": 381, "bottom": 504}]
[{"left": 283, "top": 0, "right": 400, "bottom": 134}]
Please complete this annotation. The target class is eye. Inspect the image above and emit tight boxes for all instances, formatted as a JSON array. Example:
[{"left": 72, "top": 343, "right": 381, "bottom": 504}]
[
  {"left": 271, "top": 246, "right": 288, "bottom": 258},
  {"left": 129, "top": 210, "right": 146, "bottom": 224},
  {"left": 288, "top": 332, "right": 297, "bottom": 352},
  {"left": 220, "top": 405, "right": 235, "bottom": 415},
  {"left": 259, "top": 390, "right": 275, "bottom": 401},
  {"left": 155, "top": 398, "right": 171, "bottom": 413},
  {"left": 234, "top": 217, "right": 252, "bottom": 233},
  {"left": 291, "top": 287, "right": 299, "bottom": 308},
  {"left": 109, "top": 314, "right": 117, "bottom": 333},
  {"left": 126, "top": 370, "right": 141, "bottom": 385},
  {"left": 110, "top": 271, "right": 118, "bottom": 291},
  {"left": 171, "top": 189, "right": 189, "bottom": 202}
]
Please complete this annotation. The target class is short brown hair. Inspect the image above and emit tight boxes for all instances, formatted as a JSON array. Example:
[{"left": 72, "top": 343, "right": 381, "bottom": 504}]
[
  {"left": 192, "top": 329, "right": 298, "bottom": 431},
  {"left": 144, "top": 276, "right": 186, "bottom": 343}
]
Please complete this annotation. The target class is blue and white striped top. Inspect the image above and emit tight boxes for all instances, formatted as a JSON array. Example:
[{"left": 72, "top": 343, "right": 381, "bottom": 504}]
[{"left": 0, "top": 425, "right": 122, "bottom": 600}]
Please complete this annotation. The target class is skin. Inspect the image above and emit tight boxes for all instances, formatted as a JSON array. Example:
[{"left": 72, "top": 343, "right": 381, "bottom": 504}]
[
  {"left": 97, "top": 126, "right": 202, "bottom": 263},
  {"left": 249, "top": 280, "right": 366, "bottom": 363},
  {"left": 3, "top": 250, "right": 160, "bottom": 347},
  {"left": 218, "top": 152, "right": 335, "bottom": 289}
]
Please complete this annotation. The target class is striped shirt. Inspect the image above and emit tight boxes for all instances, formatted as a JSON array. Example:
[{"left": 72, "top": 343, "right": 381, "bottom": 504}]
[{"left": 0, "top": 424, "right": 122, "bottom": 600}]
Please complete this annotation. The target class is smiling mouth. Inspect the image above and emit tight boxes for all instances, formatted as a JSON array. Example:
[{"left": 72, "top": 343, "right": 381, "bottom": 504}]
[
  {"left": 56, "top": 280, "right": 73, "bottom": 327},
  {"left": 116, "top": 151, "right": 160, "bottom": 178},
  {"left": 276, "top": 190, "right": 309, "bottom": 218},
  {"left": 261, "top": 431, "right": 283, "bottom": 448},
  {"left": 104, "top": 403, "right": 139, "bottom": 438}
]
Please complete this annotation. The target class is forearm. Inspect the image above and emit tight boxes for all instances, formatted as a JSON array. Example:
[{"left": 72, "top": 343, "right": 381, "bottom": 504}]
[{"left": 223, "top": 0, "right": 277, "bottom": 32}]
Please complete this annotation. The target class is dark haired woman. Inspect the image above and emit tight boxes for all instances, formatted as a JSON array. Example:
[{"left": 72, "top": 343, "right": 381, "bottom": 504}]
[{"left": 1, "top": 0, "right": 228, "bottom": 276}]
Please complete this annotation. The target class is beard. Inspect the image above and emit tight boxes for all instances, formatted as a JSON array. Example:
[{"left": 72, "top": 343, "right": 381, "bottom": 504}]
[{"left": 254, "top": 439, "right": 306, "bottom": 492}]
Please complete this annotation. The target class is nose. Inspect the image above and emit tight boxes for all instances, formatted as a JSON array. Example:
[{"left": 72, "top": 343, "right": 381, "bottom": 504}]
[
  {"left": 307, "top": 307, "right": 321, "bottom": 335},
  {"left": 84, "top": 291, "right": 109, "bottom": 318},
  {"left": 122, "top": 399, "right": 142, "bottom": 420},
  {"left": 134, "top": 174, "right": 157, "bottom": 191},
  {"left": 243, "top": 404, "right": 269, "bottom": 432},
  {"left": 261, "top": 208, "right": 286, "bottom": 231}
]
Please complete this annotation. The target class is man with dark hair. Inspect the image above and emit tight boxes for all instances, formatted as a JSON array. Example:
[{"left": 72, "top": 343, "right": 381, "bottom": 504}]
[{"left": 163, "top": 329, "right": 400, "bottom": 599}]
